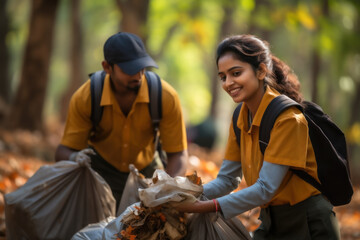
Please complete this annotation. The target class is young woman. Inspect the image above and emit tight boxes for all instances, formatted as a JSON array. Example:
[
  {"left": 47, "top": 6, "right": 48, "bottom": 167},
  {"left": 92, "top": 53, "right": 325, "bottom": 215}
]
[{"left": 177, "top": 35, "right": 340, "bottom": 239}]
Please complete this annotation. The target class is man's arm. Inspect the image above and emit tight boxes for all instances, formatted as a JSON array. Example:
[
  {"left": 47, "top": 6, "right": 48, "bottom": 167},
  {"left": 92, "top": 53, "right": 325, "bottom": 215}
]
[
  {"left": 54, "top": 144, "right": 78, "bottom": 162},
  {"left": 165, "top": 150, "right": 187, "bottom": 177}
]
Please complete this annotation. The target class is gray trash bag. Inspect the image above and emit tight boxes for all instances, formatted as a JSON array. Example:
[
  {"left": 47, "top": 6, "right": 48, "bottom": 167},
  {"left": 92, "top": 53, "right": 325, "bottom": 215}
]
[
  {"left": 5, "top": 160, "right": 116, "bottom": 240},
  {"left": 71, "top": 216, "right": 116, "bottom": 240},
  {"left": 116, "top": 164, "right": 151, "bottom": 216},
  {"left": 184, "top": 196, "right": 252, "bottom": 240}
]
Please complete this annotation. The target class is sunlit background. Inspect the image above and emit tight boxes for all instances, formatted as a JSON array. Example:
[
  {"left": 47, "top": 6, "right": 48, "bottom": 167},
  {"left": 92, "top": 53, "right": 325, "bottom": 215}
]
[{"left": 0, "top": 0, "right": 360, "bottom": 238}]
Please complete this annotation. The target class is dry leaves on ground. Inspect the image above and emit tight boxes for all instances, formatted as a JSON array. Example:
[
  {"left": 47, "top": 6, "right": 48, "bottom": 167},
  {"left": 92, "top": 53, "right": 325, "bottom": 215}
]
[{"left": 0, "top": 131, "right": 359, "bottom": 239}]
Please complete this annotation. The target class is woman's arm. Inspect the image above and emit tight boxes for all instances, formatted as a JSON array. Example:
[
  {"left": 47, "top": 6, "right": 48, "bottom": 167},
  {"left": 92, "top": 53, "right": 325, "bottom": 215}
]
[
  {"left": 217, "top": 161, "right": 289, "bottom": 219},
  {"left": 203, "top": 159, "right": 242, "bottom": 199},
  {"left": 176, "top": 161, "right": 289, "bottom": 219}
]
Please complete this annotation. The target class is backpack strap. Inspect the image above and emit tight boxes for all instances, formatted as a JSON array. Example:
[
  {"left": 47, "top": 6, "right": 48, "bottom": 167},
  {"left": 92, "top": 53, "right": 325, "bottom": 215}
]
[
  {"left": 259, "top": 95, "right": 302, "bottom": 154},
  {"left": 259, "top": 95, "right": 325, "bottom": 193},
  {"left": 232, "top": 103, "right": 243, "bottom": 146},
  {"left": 145, "top": 71, "right": 167, "bottom": 167},
  {"left": 89, "top": 70, "right": 163, "bottom": 136},
  {"left": 145, "top": 71, "right": 162, "bottom": 128},
  {"left": 90, "top": 70, "right": 106, "bottom": 130},
  {"left": 89, "top": 70, "right": 165, "bottom": 166}
]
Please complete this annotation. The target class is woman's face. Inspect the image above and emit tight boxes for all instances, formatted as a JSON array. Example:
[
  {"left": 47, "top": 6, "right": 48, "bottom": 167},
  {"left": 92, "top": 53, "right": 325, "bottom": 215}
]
[{"left": 218, "top": 52, "right": 264, "bottom": 105}]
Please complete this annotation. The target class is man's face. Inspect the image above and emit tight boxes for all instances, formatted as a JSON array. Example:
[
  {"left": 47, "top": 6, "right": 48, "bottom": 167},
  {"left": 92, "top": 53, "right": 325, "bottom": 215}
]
[{"left": 105, "top": 62, "right": 144, "bottom": 93}]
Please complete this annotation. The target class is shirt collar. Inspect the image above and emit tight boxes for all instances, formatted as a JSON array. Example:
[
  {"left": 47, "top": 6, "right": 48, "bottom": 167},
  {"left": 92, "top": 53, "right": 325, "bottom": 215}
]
[
  {"left": 100, "top": 74, "right": 149, "bottom": 106},
  {"left": 238, "top": 86, "right": 281, "bottom": 132}
]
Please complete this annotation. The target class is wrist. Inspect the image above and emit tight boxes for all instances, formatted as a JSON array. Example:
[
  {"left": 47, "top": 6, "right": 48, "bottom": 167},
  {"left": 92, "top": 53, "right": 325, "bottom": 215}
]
[{"left": 213, "top": 199, "right": 218, "bottom": 212}]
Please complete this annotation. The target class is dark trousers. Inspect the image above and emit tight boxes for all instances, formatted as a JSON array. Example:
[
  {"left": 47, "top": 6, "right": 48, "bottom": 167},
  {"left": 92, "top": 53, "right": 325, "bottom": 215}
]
[
  {"left": 254, "top": 195, "right": 340, "bottom": 240},
  {"left": 89, "top": 149, "right": 159, "bottom": 211}
]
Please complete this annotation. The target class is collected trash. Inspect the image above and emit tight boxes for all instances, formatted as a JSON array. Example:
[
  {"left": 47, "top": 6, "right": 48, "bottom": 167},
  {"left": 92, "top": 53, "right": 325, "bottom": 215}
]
[
  {"left": 117, "top": 164, "right": 152, "bottom": 216},
  {"left": 138, "top": 169, "right": 203, "bottom": 208},
  {"left": 104, "top": 169, "right": 203, "bottom": 240},
  {"left": 72, "top": 165, "right": 251, "bottom": 240},
  {"left": 5, "top": 160, "right": 116, "bottom": 240},
  {"left": 104, "top": 202, "right": 187, "bottom": 240}
]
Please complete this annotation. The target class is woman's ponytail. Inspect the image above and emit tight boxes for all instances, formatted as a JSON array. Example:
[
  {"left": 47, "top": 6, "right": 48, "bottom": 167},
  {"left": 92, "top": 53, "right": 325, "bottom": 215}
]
[{"left": 268, "top": 55, "right": 303, "bottom": 103}]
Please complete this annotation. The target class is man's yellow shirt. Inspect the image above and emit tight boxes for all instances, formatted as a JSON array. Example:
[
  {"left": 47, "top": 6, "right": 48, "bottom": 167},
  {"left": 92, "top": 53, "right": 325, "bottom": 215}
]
[{"left": 61, "top": 73, "right": 187, "bottom": 172}]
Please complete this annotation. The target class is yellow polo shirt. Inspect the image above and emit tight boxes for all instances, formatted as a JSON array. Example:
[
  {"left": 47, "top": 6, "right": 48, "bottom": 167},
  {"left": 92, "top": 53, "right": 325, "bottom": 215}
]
[
  {"left": 61, "top": 73, "right": 187, "bottom": 172},
  {"left": 224, "top": 86, "right": 320, "bottom": 206}
]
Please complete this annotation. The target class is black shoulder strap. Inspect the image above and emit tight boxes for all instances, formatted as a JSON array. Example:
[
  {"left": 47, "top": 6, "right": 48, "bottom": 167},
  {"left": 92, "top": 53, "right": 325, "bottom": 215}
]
[
  {"left": 232, "top": 103, "right": 243, "bottom": 146},
  {"left": 259, "top": 96, "right": 324, "bottom": 192},
  {"left": 90, "top": 70, "right": 106, "bottom": 129},
  {"left": 145, "top": 71, "right": 162, "bottom": 129},
  {"left": 145, "top": 71, "right": 167, "bottom": 166},
  {"left": 232, "top": 95, "right": 328, "bottom": 194},
  {"left": 89, "top": 70, "right": 162, "bottom": 131},
  {"left": 259, "top": 95, "right": 302, "bottom": 154}
]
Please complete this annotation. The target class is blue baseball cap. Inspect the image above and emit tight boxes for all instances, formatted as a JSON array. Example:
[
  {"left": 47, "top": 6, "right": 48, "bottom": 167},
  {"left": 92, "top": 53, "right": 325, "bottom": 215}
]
[{"left": 103, "top": 32, "right": 158, "bottom": 75}]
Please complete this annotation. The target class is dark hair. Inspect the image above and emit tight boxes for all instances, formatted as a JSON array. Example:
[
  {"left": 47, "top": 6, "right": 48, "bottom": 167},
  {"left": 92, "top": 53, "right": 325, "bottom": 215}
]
[{"left": 216, "top": 35, "right": 303, "bottom": 103}]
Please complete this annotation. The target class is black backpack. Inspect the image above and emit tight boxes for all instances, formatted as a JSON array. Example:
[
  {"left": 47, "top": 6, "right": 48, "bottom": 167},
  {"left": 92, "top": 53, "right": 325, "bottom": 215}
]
[
  {"left": 232, "top": 95, "right": 353, "bottom": 206},
  {"left": 89, "top": 70, "right": 167, "bottom": 167}
]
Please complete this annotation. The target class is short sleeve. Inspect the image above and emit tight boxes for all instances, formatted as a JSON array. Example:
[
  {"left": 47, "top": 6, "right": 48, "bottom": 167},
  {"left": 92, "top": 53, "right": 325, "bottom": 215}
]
[
  {"left": 224, "top": 122, "right": 241, "bottom": 162},
  {"left": 60, "top": 81, "right": 93, "bottom": 150},
  {"left": 158, "top": 81, "right": 187, "bottom": 153},
  {"left": 264, "top": 108, "right": 309, "bottom": 168}
]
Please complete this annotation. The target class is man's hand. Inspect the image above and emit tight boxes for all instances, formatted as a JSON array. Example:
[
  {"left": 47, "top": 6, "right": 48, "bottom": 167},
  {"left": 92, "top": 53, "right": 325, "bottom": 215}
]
[
  {"left": 166, "top": 150, "right": 188, "bottom": 177},
  {"left": 69, "top": 148, "right": 96, "bottom": 167}
]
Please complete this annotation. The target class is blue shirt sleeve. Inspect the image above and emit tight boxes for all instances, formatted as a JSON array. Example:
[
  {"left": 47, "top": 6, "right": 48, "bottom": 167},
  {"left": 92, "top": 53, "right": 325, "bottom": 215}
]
[
  {"left": 215, "top": 161, "right": 289, "bottom": 219},
  {"left": 203, "top": 159, "right": 242, "bottom": 199}
]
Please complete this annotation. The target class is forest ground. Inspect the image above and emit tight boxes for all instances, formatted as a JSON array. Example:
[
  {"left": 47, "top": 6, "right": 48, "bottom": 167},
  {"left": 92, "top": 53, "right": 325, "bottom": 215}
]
[{"left": 0, "top": 125, "right": 359, "bottom": 239}]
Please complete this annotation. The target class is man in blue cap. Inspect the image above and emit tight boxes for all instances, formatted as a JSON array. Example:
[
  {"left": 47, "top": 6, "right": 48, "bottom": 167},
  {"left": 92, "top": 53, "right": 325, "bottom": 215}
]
[{"left": 55, "top": 32, "right": 188, "bottom": 207}]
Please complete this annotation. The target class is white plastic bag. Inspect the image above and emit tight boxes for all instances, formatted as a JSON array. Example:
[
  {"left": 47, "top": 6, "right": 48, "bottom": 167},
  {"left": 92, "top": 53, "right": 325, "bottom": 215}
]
[
  {"left": 5, "top": 160, "right": 116, "bottom": 240},
  {"left": 102, "top": 169, "right": 203, "bottom": 239},
  {"left": 71, "top": 216, "right": 116, "bottom": 240},
  {"left": 139, "top": 169, "right": 203, "bottom": 207}
]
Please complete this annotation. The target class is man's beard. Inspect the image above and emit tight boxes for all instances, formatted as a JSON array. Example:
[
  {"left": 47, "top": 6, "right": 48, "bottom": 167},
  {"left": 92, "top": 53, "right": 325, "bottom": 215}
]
[{"left": 127, "top": 85, "right": 140, "bottom": 92}]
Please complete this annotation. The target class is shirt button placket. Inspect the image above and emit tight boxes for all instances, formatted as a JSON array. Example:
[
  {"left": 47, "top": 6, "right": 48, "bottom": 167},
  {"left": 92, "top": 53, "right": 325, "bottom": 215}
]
[{"left": 122, "top": 122, "right": 130, "bottom": 168}]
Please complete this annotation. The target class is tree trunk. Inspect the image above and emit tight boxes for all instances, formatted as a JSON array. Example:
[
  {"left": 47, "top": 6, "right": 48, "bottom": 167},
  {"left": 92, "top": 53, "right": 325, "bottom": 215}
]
[
  {"left": 6, "top": 0, "right": 59, "bottom": 131},
  {"left": 209, "top": 2, "right": 236, "bottom": 117},
  {"left": 348, "top": 82, "right": 360, "bottom": 130},
  {"left": 311, "top": 0, "right": 329, "bottom": 103},
  {"left": 0, "top": 0, "right": 10, "bottom": 106},
  {"left": 60, "top": 0, "right": 83, "bottom": 122},
  {"left": 347, "top": 4, "right": 360, "bottom": 166},
  {"left": 115, "top": 0, "right": 150, "bottom": 43},
  {"left": 310, "top": 50, "right": 320, "bottom": 103},
  {"left": 247, "top": 0, "right": 271, "bottom": 40}
]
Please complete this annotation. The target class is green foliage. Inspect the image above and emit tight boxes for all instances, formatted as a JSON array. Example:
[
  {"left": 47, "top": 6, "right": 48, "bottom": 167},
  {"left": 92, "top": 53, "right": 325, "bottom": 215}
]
[{"left": 5, "top": 0, "right": 360, "bottom": 157}]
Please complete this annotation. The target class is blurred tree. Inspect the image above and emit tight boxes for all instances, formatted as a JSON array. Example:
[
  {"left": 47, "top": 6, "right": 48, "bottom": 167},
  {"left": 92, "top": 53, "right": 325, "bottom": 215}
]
[
  {"left": 0, "top": 0, "right": 10, "bottom": 106},
  {"left": 115, "top": 0, "right": 150, "bottom": 42},
  {"left": 183, "top": 0, "right": 237, "bottom": 149},
  {"left": 347, "top": 1, "right": 360, "bottom": 163},
  {"left": 6, "top": 0, "right": 60, "bottom": 131},
  {"left": 310, "top": 0, "right": 329, "bottom": 103},
  {"left": 59, "top": 0, "right": 84, "bottom": 121},
  {"left": 247, "top": 0, "right": 271, "bottom": 40},
  {"left": 209, "top": 0, "right": 236, "bottom": 118}
]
